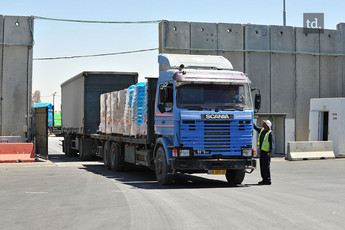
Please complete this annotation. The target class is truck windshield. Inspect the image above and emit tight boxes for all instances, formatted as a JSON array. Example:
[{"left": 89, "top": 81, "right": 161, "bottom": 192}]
[{"left": 176, "top": 83, "right": 252, "bottom": 110}]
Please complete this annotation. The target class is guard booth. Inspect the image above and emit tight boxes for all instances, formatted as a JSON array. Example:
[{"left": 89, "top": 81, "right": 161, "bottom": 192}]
[
  {"left": 32, "top": 107, "right": 48, "bottom": 159},
  {"left": 309, "top": 98, "right": 345, "bottom": 157}
]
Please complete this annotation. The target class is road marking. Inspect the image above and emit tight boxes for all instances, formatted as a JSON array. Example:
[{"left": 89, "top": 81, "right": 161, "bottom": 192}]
[{"left": 25, "top": 192, "right": 49, "bottom": 194}]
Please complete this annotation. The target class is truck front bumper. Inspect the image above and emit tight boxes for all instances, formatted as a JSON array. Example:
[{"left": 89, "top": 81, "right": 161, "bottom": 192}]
[{"left": 171, "top": 158, "right": 256, "bottom": 171}]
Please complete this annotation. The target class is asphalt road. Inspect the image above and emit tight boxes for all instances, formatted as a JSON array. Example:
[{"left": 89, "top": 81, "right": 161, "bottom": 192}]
[{"left": 0, "top": 137, "right": 344, "bottom": 230}]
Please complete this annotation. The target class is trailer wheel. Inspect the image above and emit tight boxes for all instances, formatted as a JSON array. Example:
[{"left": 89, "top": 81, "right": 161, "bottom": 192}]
[
  {"left": 225, "top": 169, "right": 245, "bottom": 185},
  {"left": 110, "top": 142, "right": 124, "bottom": 172},
  {"left": 65, "top": 136, "right": 71, "bottom": 157},
  {"left": 79, "top": 138, "right": 92, "bottom": 161},
  {"left": 103, "top": 141, "right": 111, "bottom": 169},
  {"left": 155, "top": 147, "right": 173, "bottom": 185}
]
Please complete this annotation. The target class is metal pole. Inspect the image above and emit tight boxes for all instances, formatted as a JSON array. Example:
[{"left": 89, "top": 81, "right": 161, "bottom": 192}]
[
  {"left": 283, "top": 0, "right": 286, "bottom": 26},
  {"left": 52, "top": 92, "right": 57, "bottom": 111}
]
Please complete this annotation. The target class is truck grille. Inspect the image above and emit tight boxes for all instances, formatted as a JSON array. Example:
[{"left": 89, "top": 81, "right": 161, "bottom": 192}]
[{"left": 180, "top": 120, "right": 252, "bottom": 155}]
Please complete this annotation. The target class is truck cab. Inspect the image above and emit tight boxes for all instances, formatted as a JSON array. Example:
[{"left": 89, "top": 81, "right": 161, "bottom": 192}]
[{"left": 154, "top": 54, "right": 257, "bottom": 185}]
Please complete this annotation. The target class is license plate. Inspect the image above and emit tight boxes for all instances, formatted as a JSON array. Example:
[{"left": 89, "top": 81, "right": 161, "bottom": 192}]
[{"left": 208, "top": 170, "right": 226, "bottom": 174}]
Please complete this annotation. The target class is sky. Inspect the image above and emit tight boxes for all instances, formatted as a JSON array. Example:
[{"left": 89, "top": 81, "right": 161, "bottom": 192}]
[{"left": 1, "top": 0, "right": 345, "bottom": 111}]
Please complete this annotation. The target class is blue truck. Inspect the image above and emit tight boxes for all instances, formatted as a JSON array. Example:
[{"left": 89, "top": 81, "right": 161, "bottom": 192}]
[{"left": 61, "top": 54, "right": 260, "bottom": 185}]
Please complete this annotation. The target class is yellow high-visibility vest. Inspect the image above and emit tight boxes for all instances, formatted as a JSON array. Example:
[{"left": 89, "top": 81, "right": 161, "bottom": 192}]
[{"left": 258, "top": 128, "right": 272, "bottom": 152}]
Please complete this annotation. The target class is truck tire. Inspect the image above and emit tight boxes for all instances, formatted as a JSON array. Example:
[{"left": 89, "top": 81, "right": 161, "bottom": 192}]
[
  {"left": 155, "top": 147, "right": 173, "bottom": 185},
  {"left": 225, "top": 169, "right": 245, "bottom": 185},
  {"left": 65, "top": 136, "right": 71, "bottom": 157},
  {"left": 110, "top": 142, "right": 124, "bottom": 172},
  {"left": 79, "top": 138, "right": 92, "bottom": 161},
  {"left": 103, "top": 141, "right": 111, "bottom": 169}
]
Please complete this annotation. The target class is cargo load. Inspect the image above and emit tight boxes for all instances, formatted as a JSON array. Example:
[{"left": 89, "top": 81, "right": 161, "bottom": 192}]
[{"left": 100, "top": 82, "right": 148, "bottom": 137}]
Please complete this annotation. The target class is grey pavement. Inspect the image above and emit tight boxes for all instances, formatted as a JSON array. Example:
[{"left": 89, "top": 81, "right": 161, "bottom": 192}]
[{"left": 0, "top": 137, "right": 344, "bottom": 230}]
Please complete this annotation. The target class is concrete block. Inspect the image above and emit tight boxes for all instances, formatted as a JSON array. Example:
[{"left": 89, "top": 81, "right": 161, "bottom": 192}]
[
  {"left": 320, "top": 30, "right": 342, "bottom": 97},
  {"left": 217, "top": 23, "right": 244, "bottom": 71},
  {"left": 191, "top": 22, "right": 217, "bottom": 55},
  {"left": 286, "top": 141, "right": 335, "bottom": 161},
  {"left": 159, "top": 21, "right": 190, "bottom": 55},
  {"left": 0, "top": 143, "right": 35, "bottom": 163},
  {"left": 3, "top": 16, "right": 33, "bottom": 45},
  {"left": 244, "top": 25, "right": 270, "bottom": 113},
  {"left": 295, "top": 28, "right": 320, "bottom": 141},
  {"left": 270, "top": 26, "right": 295, "bottom": 118}
]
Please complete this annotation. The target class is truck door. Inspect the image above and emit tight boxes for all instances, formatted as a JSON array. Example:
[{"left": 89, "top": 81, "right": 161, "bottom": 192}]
[{"left": 155, "top": 83, "right": 174, "bottom": 136}]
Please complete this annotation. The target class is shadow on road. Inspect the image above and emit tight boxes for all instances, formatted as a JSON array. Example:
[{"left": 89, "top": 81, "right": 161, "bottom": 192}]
[
  {"left": 81, "top": 164, "right": 255, "bottom": 190},
  {"left": 48, "top": 153, "right": 257, "bottom": 189}
]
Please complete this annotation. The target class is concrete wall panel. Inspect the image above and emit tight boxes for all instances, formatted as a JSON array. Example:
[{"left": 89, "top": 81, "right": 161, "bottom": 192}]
[
  {"left": 0, "top": 15, "right": 3, "bottom": 133},
  {"left": 3, "top": 16, "right": 33, "bottom": 45},
  {"left": 1, "top": 16, "right": 33, "bottom": 141},
  {"left": 270, "top": 26, "right": 295, "bottom": 118},
  {"left": 191, "top": 22, "right": 217, "bottom": 55},
  {"left": 337, "top": 23, "right": 345, "bottom": 96},
  {"left": 159, "top": 21, "right": 190, "bottom": 55},
  {"left": 295, "top": 28, "right": 320, "bottom": 141},
  {"left": 217, "top": 23, "right": 244, "bottom": 71},
  {"left": 320, "top": 30, "right": 342, "bottom": 97},
  {"left": 2, "top": 46, "right": 29, "bottom": 138},
  {"left": 245, "top": 25, "right": 270, "bottom": 113}
]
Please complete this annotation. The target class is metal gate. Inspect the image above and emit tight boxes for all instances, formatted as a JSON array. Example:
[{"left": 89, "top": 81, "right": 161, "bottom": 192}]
[{"left": 34, "top": 107, "right": 48, "bottom": 159}]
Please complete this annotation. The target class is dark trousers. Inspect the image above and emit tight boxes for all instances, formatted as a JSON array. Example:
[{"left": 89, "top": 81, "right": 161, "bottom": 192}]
[{"left": 259, "top": 150, "right": 271, "bottom": 182}]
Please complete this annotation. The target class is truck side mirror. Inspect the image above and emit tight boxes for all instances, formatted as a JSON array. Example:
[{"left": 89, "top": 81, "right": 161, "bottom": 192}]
[
  {"left": 158, "top": 104, "right": 166, "bottom": 113},
  {"left": 254, "top": 94, "right": 261, "bottom": 112}
]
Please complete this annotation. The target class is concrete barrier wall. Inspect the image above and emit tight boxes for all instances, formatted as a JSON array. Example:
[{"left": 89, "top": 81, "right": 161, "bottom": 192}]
[
  {"left": 159, "top": 21, "right": 345, "bottom": 143},
  {"left": 217, "top": 23, "right": 244, "bottom": 72},
  {"left": 191, "top": 22, "right": 217, "bottom": 56},
  {"left": 287, "top": 141, "right": 335, "bottom": 161},
  {"left": 270, "top": 26, "right": 295, "bottom": 118},
  {"left": 338, "top": 23, "right": 345, "bottom": 96},
  {"left": 295, "top": 28, "right": 320, "bottom": 141},
  {"left": 0, "top": 15, "right": 33, "bottom": 141},
  {"left": 245, "top": 25, "right": 271, "bottom": 113},
  {"left": 319, "top": 30, "right": 342, "bottom": 98}
]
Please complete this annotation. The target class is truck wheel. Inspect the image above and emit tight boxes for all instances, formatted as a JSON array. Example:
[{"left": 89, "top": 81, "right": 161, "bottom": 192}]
[
  {"left": 225, "top": 169, "right": 245, "bottom": 185},
  {"left": 110, "top": 142, "right": 124, "bottom": 172},
  {"left": 79, "top": 138, "right": 92, "bottom": 161},
  {"left": 155, "top": 147, "right": 173, "bottom": 185},
  {"left": 103, "top": 141, "right": 111, "bottom": 169},
  {"left": 65, "top": 136, "right": 71, "bottom": 157}
]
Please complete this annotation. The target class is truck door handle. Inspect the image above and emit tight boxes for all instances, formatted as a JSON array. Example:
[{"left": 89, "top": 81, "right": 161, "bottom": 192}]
[{"left": 162, "top": 121, "right": 166, "bottom": 124}]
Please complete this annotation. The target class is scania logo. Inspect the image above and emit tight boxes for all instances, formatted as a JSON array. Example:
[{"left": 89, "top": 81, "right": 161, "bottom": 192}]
[{"left": 202, "top": 114, "right": 233, "bottom": 119}]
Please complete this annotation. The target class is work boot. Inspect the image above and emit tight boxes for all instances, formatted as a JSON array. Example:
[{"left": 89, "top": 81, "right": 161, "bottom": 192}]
[{"left": 258, "top": 180, "right": 271, "bottom": 185}]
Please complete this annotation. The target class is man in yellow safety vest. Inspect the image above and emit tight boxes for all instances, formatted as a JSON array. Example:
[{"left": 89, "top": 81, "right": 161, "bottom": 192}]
[{"left": 254, "top": 120, "right": 274, "bottom": 185}]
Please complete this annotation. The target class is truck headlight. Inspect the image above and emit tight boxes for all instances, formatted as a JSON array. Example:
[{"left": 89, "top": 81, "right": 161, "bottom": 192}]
[
  {"left": 242, "top": 148, "right": 252, "bottom": 157},
  {"left": 179, "top": 149, "right": 190, "bottom": 157}
]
